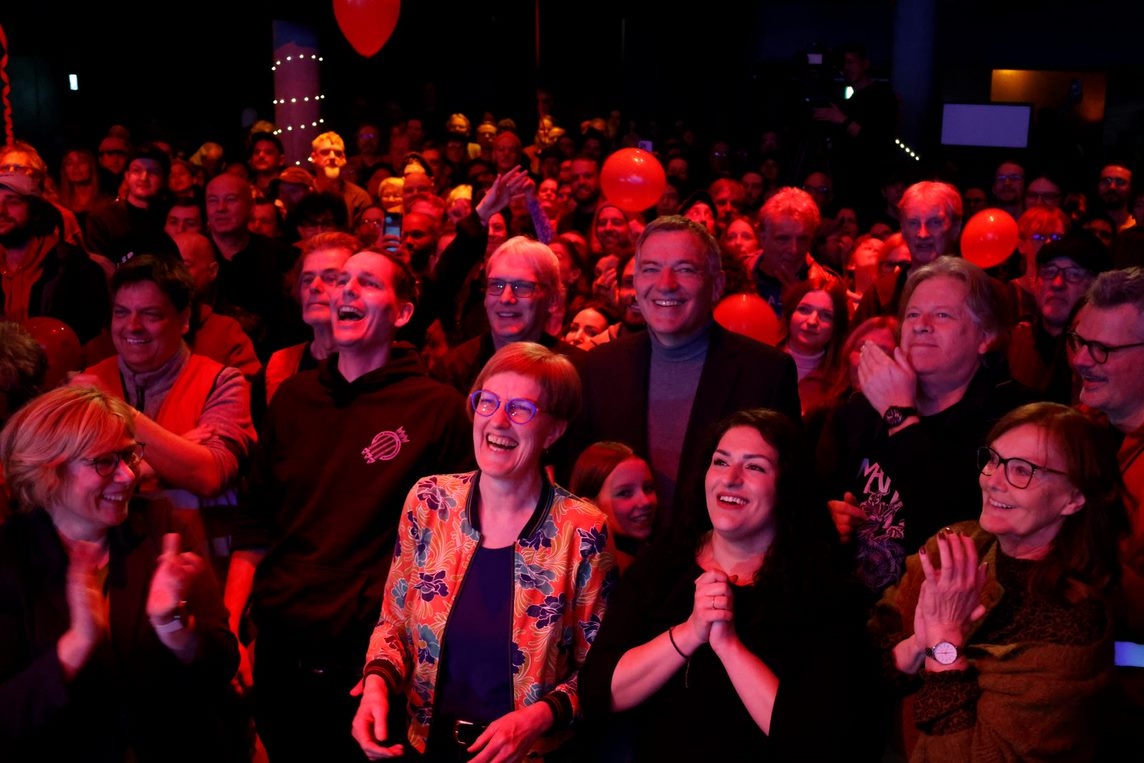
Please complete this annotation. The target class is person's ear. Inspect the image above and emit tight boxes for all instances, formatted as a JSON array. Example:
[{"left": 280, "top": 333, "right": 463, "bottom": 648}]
[
  {"left": 394, "top": 301, "right": 414, "bottom": 329},
  {"left": 1060, "top": 488, "right": 1085, "bottom": 518}
]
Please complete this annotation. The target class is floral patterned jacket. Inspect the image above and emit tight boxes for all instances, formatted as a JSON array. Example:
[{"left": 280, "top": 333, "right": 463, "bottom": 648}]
[{"left": 363, "top": 471, "right": 616, "bottom": 754}]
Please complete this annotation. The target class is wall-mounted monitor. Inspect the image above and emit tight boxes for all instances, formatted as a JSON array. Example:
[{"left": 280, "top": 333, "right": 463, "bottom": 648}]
[{"left": 940, "top": 102, "right": 1032, "bottom": 149}]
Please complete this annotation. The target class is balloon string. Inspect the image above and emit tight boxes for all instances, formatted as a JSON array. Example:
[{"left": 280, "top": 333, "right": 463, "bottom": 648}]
[{"left": 0, "top": 23, "right": 12, "bottom": 146}]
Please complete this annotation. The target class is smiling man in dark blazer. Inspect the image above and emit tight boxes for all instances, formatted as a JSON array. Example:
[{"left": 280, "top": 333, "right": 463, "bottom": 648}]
[{"left": 558, "top": 215, "right": 801, "bottom": 536}]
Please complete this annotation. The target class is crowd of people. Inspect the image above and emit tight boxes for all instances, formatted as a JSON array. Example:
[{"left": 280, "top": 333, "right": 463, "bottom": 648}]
[{"left": 2, "top": 45, "right": 1144, "bottom": 762}]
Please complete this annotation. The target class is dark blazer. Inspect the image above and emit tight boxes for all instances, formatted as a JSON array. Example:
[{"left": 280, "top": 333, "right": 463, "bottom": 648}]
[
  {"left": 0, "top": 501, "right": 247, "bottom": 762},
  {"left": 557, "top": 323, "right": 801, "bottom": 527}
]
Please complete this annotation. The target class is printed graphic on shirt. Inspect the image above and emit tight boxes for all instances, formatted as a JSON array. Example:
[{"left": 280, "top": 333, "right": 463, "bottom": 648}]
[
  {"left": 853, "top": 457, "right": 907, "bottom": 594},
  {"left": 362, "top": 426, "right": 410, "bottom": 463}
]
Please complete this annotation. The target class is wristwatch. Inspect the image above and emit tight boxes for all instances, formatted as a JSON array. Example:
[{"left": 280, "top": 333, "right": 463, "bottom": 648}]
[
  {"left": 924, "top": 641, "right": 960, "bottom": 665},
  {"left": 883, "top": 406, "right": 918, "bottom": 427}
]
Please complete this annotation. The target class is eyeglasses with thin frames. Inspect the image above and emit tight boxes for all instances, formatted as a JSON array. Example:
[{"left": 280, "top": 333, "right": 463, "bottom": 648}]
[
  {"left": 1037, "top": 264, "right": 1089, "bottom": 284},
  {"left": 977, "top": 446, "right": 1066, "bottom": 489},
  {"left": 485, "top": 279, "right": 539, "bottom": 299},
  {"left": 83, "top": 443, "right": 146, "bottom": 477},
  {"left": 469, "top": 390, "right": 541, "bottom": 425},
  {"left": 1065, "top": 330, "right": 1144, "bottom": 364}
]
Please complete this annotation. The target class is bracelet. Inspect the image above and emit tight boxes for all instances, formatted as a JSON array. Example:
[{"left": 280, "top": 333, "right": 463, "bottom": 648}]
[
  {"left": 668, "top": 626, "right": 692, "bottom": 688},
  {"left": 668, "top": 626, "right": 689, "bottom": 660}
]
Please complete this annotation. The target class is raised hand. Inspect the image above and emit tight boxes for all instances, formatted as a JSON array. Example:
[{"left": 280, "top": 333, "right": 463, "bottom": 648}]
[
  {"left": 857, "top": 342, "right": 916, "bottom": 420},
  {"left": 917, "top": 531, "right": 987, "bottom": 644},
  {"left": 58, "top": 539, "right": 109, "bottom": 677},
  {"left": 147, "top": 533, "right": 205, "bottom": 625}
]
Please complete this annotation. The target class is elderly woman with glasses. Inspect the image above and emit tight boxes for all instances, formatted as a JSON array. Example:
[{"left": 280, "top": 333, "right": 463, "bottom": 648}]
[
  {"left": 870, "top": 402, "right": 1128, "bottom": 762},
  {"left": 0, "top": 386, "right": 246, "bottom": 762},
  {"left": 353, "top": 342, "right": 616, "bottom": 761}
]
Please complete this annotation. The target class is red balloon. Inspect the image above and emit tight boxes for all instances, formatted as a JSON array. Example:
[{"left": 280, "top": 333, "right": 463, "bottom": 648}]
[
  {"left": 333, "top": 0, "right": 401, "bottom": 58},
  {"left": 713, "top": 293, "right": 782, "bottom": 346},
  {"left": 960, "top": 208, "right": 1019, "bottom": 269},
  {"left": 599, "top": 148, "right": 667, "bottom": 214},
  {"left": 22, "top": 317, "right": 82, "bottom": 389}
]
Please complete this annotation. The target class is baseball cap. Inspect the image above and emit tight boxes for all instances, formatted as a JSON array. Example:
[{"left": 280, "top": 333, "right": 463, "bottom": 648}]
[
  {"left": 1035, "top": 230, "right": 1112, "bottom": 275},
  {"left": 0, "top": 171, "right": 40, "bottom": 197}
]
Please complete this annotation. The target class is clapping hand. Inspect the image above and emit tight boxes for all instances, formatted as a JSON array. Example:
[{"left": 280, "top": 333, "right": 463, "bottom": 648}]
[
  {"left": 58, "top": 539, "right": 109, "bottom": 677},
  {"left": 147, "top": 533, "right": 204, "bottom": 629},
  {"left": 857, "top": 341, "right": 916, "bottom": 422},
  {"left": 917, "top": 531, "right": 987, "bottom": 646}
]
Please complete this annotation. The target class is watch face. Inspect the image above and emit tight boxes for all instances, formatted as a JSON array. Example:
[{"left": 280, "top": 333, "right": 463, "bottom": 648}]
[
  {"left": 884, "top": 407, "right": 904, "bottom": 427},
  {"left": 929, "top": 641, "right": 959, "bottom": 665}
]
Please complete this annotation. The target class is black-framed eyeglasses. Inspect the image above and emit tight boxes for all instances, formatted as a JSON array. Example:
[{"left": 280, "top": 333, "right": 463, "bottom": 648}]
[
  {"left": 469, "top": 390, "right": 541, "bottom": 425},
  {"left": 83, "top": 443, "right": 146, "bottom": 477},
  {"left": 995, "top": 173, "right": 1024, "bottom": 183},
  {"left": 1099, "top": 176, "right": 1129, "bottom": 187},
  {"left": 486, "top": 279, "right": 539, "bottom": 299},
  {"left": 977, "top": 446, "right": 1066, "bottom": 489},
  {"left": 1037, "top": 264, "right": 1089, "bottom": 284},
  {"left": 1065, "top": 330, "right": 1144, "bottom": 364},
  {"left": 1030, "top": 232, "right": 1065, "bottom": 244}
]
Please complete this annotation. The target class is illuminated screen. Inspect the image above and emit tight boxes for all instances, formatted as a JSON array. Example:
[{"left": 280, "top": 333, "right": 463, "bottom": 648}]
[{"left": 940, "top": 103, "right": 1032, "bottom": 149}]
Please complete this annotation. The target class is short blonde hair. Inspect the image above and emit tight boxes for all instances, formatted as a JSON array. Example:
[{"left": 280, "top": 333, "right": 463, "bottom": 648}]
[
  {"left": 0, "top": 386, "right": 136, "bottom": 512},
  {"left": 311, "top": 131, "right": 346, "bottom": 152},
  {"left": 471, "top": 342, "right": 581, "bottom": 422}
]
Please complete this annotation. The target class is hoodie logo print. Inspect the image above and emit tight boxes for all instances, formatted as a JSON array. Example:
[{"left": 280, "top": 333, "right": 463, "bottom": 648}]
[{"left": 362, "top": 426, "right": 410, "bottom": 463}]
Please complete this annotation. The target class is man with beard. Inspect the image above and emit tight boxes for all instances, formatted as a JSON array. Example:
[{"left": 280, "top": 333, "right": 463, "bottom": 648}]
[
  {"left": 248, "top": 132, "right": 287, "bottom": 198},
  {"left": 310, "top": 131, "right": 373, "bottom": 229},
  {"left": 1098, "top": 163, "right": 1136, "bottom": 232},
  {"left": 990, "top": 160, "right": 1026, "bottom": 220},
  {"left": 0, "top": 171, "right": 108, "bottom": 343},
  {"left": 556, "top": 155, "right": 602, "bottom": 238}
]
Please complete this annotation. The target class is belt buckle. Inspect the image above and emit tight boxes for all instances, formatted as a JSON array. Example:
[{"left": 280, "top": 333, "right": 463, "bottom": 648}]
[{"left": 453, "top": 719, "right": 485, "bottom": 747}]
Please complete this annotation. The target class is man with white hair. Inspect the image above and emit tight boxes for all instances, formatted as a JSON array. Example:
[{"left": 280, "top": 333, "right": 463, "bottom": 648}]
[
  {"left": 853, "top": 180, "right": 963, "bottom": 324},
  {"left": 430, "top": 235, "right": 586, "bottom": 394}
]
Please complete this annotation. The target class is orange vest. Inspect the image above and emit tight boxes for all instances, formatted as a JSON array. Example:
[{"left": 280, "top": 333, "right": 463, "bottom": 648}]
[{"left": 264, "top": 342, "right": 308, "bottom": 405}]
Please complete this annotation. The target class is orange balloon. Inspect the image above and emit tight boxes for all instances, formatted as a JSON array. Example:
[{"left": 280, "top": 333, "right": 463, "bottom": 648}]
[
  {"left": 713, "top": 293, "right": 782, "bottom": 346},
  {"left": 22, "top": 316, "right": 82, "bottom": 389},
  {"left": 960, "top": 208, "right": 1019, "bottom": 269},
  {"left": 599, "top": 148, "right": 667, "bottom": 214},
  {"left": 333, "top": 0, "right": 401, "bottom": 58}
]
